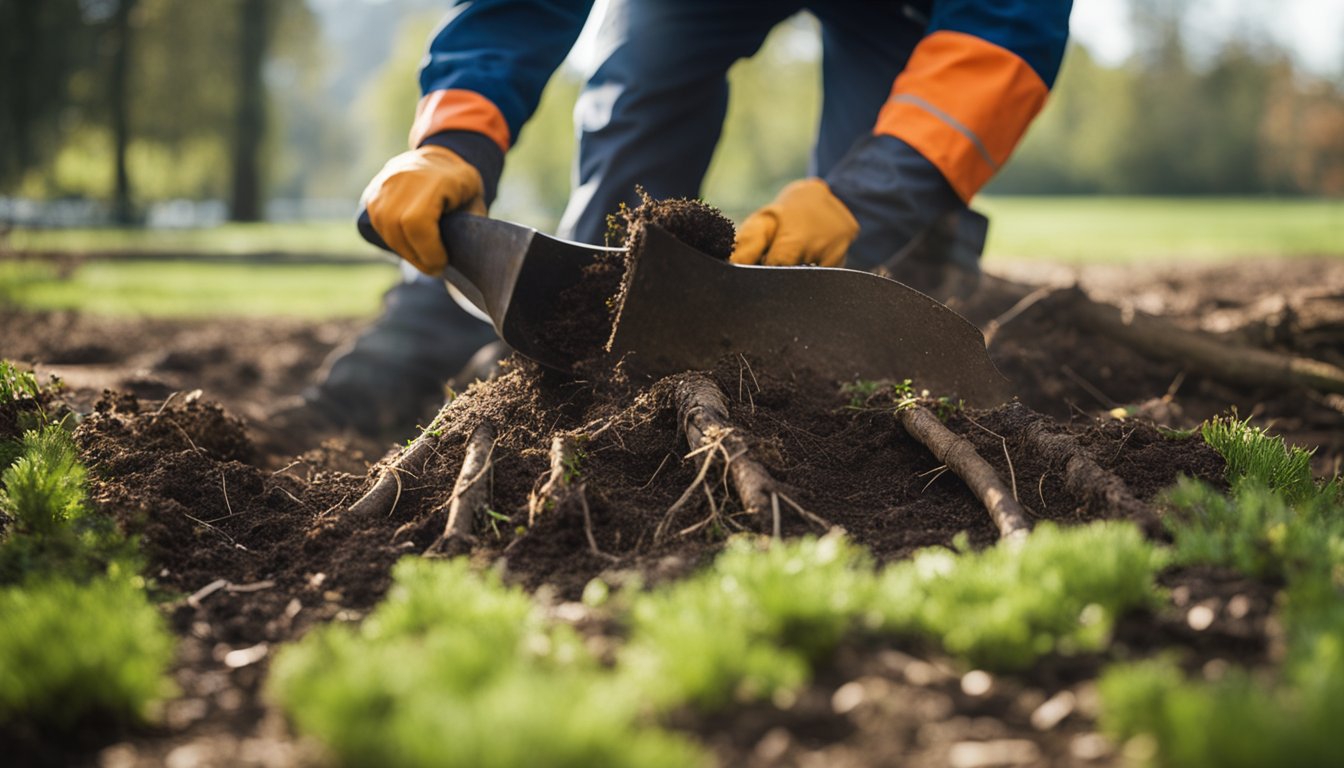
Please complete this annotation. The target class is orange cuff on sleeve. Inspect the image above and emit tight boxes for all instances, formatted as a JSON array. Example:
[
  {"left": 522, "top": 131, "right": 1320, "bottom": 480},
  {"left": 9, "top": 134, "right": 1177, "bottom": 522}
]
[
  {"left": 874, "top": 30, "right": 1049, "bottom": 201},
  {"left": 409, "top": 89, "right": 511, "bottom": 153}
]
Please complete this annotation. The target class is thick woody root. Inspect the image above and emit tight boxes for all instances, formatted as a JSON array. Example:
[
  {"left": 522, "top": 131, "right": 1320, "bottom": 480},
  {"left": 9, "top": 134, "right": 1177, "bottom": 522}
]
[
  {"left": 1061, "top": 287, "right": 1344, "bottom": 395},
  {"left": 412, "top": 422, "right": 497, "bottom": 556},
  {"left": 1005, "top": 404, "right": 1161, "bottom": 535},
  {"left": 898, "top": 405, "right": 1031, "bottom": 541},
  {"left": 525, "top": 432, "right": 611, "bottom": 560},
  {"left": 347, "top": 411, "right": 451, "bottom": 520},
  {"left": 665, "top": 373, "right": 827, "bottom": 539}
]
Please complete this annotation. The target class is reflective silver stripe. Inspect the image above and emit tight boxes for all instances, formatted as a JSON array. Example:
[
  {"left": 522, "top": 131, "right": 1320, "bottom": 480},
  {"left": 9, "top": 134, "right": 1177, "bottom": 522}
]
[{"left": 888, "top": 94, "right": 999, "bottom": 171}]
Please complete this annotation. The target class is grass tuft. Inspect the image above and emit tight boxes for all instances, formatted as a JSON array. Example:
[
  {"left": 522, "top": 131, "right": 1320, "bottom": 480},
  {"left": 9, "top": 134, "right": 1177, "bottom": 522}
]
[
  {"left": 271, "top": 558, "right": 705, "bottom": 768},
  {"left": 622, "top": 532, "right": 877, "bottom": 710},
  {"left": 1201, "top": 414, "right": 1316, "bottom": 502},
  {"left": 877, "top": 522, "right": 1164, "bottom": 669},
  {"left": 0, "top": 571, "right": 176, "bottom": 732}
]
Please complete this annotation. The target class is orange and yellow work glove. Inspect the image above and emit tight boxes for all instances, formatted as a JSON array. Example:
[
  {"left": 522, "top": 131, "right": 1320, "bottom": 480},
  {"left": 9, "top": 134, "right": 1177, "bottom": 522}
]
[
  {"left": 361, "top": 144, "right": 487, "bottom": 276},
  {"left": 729, "top": 178, "right": 859, "bottom": 268}
]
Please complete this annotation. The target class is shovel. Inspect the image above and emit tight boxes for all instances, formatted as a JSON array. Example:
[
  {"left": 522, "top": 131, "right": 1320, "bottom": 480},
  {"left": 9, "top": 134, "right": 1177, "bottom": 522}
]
[{"left": 357, "top": 211, "right": 1011, "bottom": 407}]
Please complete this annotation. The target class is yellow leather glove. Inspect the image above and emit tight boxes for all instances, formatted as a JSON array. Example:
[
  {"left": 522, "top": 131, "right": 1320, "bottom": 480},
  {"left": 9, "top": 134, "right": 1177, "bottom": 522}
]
[
  {"left": 729, "top": 178, "right": 859, "bottom": 268},
  {"left": 361, "top": 145, "right": 487, "bottom": 275}
]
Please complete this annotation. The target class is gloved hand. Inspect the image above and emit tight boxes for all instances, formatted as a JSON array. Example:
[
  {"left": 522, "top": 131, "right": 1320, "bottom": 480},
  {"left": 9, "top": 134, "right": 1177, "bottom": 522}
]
[
  {"left": 729, "top": 178, "right": 859, "bottom": 268},
  {"left": 360, "top": 145, "right": 487, "bottom": 276}
]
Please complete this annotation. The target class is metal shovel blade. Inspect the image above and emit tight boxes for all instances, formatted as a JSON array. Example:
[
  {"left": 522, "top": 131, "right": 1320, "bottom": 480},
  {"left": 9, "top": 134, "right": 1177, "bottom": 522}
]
[
  {"left": 358, "top": 210, "right": 619, "bottom": 371},
  {"left": 609, "top": 224, "right": 1012, "bottom": 407}
]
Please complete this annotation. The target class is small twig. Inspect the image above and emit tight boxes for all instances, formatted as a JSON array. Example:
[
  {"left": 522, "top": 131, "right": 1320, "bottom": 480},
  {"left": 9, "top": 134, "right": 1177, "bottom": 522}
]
[
  {"left": 920, "top": 465, "right": 951, "bottom": 492},
  {"left": 983, "top": 285, "right": 1052, "bottom": 345},
  {"left": 963, "top": 414, "right": 1018, "bottom": 502},
  {"left": 578, "top": 488, "right": 616, "bottom": 562},
  {"left": 1060, "top": 365, "right": 1119, "bottom": 409},
  {"left": 771, "top": 493, "right": 782, "bottom": 539}
]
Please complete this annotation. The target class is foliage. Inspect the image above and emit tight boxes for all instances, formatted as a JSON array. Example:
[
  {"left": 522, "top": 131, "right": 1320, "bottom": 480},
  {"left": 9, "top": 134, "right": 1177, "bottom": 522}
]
[
  {"left": 0, "top": 426, "right": 137, "bottom": 585},
  {"left": 0, "top": 415, "right": 172, "bottom": 736},
  {"left": 1161, "top": 478, "right": 1342, "bottom": 584},
  {"left": 1100, "top": 601, "right": 1344, "bottom": 768},
  {"left": 1162, "top": 415, "right": 1343, "bottom": 583},
  {"left": 1101, "top": 414, "right": 1344, "bottom": 767},
  {"left": 875, "top": 522, "right": 1164, "bottom": 670},
  {"left": 271, "top": 558, "right": 705, "bottom": 768},
  {"left": 0, "top": 570, "right": 175, "bottom": 732},
  {"left": 1200, "top": 414, "right": 1317, "bottom": 502},
  {"left": 622, "top": 533, "right": 878, "bottom": 710},
  {"left": 0, "top": 361, "right": 41, "bottom": 406}
]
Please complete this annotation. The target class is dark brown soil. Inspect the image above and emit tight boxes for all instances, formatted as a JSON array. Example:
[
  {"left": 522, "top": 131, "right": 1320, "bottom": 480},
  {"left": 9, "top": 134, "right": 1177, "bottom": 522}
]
[{"left": 2, "top": 240, "right": 1341, "bottom": 765}]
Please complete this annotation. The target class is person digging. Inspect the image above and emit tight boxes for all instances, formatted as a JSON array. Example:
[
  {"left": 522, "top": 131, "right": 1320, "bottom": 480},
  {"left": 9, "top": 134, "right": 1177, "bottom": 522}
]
[{"left": 271, "top": 0, "right": 1073, "bottom": 449}]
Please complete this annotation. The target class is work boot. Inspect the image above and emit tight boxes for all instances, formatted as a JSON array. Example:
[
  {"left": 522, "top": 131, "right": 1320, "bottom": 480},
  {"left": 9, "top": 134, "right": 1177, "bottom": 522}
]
[
  {"left": 879, "top": 208, "right": 988, "bottom": 304},
  {"left": 277, "top": 278, "right": 498, "bottom": 445}
]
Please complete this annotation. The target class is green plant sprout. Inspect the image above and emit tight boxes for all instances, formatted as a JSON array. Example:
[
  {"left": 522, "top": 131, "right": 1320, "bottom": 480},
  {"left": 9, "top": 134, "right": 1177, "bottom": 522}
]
[{"left": 1100, "top": 414, "right": 1344, "bottom": 767}]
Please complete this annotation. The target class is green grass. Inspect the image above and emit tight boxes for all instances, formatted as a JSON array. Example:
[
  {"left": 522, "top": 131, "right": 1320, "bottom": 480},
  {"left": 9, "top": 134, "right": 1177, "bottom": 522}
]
[
  {"left": 978, "top": 196, "right": 1344, "bottom": 264},
  {"left": 5, "top": 221, "right": 375, "bottom": 256},
  {"left": 1101, "top": 415, "right": 1344, "bottom": 767},
  {"left": 0, "top": 570, "right": 176, "bottom": 732},
  {"left": 0, "top": 382, "right": 174, "bottom": 735},
  {"left": 0, "top": 259, "right": 396, "bottom": 318},
  {"left": 270, "top": 558, "right": 706, "bottom": 768}
]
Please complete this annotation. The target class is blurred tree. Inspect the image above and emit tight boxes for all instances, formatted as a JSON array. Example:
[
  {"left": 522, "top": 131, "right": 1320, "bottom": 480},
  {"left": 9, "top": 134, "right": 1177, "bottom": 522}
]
[
  {"left": 110, "top": 0, "right": 138, "bottom": 223},
  {"left": 0, "top": 0, "right": 98, "bottom": 191},
  {"left": 231, "top": 0, "right": 270, "bottom": 221}
]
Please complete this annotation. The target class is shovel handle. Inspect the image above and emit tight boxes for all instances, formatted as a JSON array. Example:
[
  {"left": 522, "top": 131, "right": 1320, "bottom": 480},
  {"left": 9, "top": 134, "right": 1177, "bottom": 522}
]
[{"left": 357, "top": 208, "right": 472, "bottom": 254}]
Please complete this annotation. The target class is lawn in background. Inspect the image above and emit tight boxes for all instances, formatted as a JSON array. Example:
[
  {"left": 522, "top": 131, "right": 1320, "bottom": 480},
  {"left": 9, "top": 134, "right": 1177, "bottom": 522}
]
[
  {"left": 979, "top": 197, "right": 1343, "bottom": 264},
  {"left": 0, "top": 260, "right": 397, "bottom": 319},
  {"left": 1, "top": 197, "right": 1340, "bottom": 319}
]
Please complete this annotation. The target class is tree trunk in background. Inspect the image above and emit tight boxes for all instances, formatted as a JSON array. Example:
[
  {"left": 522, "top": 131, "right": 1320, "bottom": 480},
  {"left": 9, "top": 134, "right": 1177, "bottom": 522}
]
[
  {"left": 110, "top": 0, "right": 136, "bottom": 225},
  {"left": 230, "top": 0, "right": 269, "bottom": 222}
]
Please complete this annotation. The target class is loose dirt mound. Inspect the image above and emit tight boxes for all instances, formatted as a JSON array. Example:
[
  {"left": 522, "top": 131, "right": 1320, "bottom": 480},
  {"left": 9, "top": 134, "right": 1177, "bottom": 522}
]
[{"left": 3, "top": 199, "right": 1341, "bottom": 765}]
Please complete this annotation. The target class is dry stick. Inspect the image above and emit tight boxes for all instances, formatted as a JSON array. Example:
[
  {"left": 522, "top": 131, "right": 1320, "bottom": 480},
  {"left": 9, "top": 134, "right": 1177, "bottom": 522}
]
[
  {"left": 897, "top": 405, "right": 1031, "bottom": 541},
  {"left": 1008, "top": 404, "right": 1160, "bottom": 534},
  {"left": 671, "top": 373, "right": 828, "bottom": 536},
  {"left": 348, "top": 412, "right": 449, "bottom": 519},
  {"left": 1058, "top": 286, "right": 1344, "bottom": 395},
  {"left": 439, "top": 422, "right": 497, "bottom": 543}
]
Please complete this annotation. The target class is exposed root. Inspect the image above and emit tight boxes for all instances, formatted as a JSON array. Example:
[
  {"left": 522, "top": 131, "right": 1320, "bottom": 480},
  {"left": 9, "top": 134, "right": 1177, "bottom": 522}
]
[
  {"left": 419, "top": 422, "right": 496, "bottom": 554},
  {"left": 668, "top": 373, "right": 828, "bottom": 538},
  {"left": 1057, "top": 286, "right": 1344, "bottom": 395},
  {"left": 347, "top": 428, "right": 437, "bottom": 520},
  {"left": 1008, "top": 404, "right": 1160, "bottom": 534},
  {"left": 527, "top": 432, "right": 614, "bottom": 561},
  {"left": 529, "top": 434, "right": 582, "bottom": 525},
  {"left": 898, "top": 405, "right": 1031, "bottom": 541}
]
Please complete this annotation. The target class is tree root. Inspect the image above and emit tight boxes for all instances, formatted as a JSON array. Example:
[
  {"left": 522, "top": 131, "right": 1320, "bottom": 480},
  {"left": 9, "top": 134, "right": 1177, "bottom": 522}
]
[
  {"left": 898, "top": 405, "right": 1031, "bottom": 541},
  {"left": 421, "top": 421, "right": 496, "bottom": 554},
  {"left": 347, "top": 412, "right": 449, "bottom": 520},
  {"left": 1008, "top": 404, "right": 1161, "bottom": 535},
  {"left": 1059, "top": 286, "right": 1344, "bottom": 395},
  {"left": 665, "top": 373, "right": 828, "bottom": 539},
  {"left": 526, "top": 433, "right": 613, "bottom": 561}
]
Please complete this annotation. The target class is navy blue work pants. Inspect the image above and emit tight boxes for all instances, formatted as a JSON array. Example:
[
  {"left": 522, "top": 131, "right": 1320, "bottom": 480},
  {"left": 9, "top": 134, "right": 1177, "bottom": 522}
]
[{"left": 557, "top": 0, "right": 932, "bottom": 245}]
